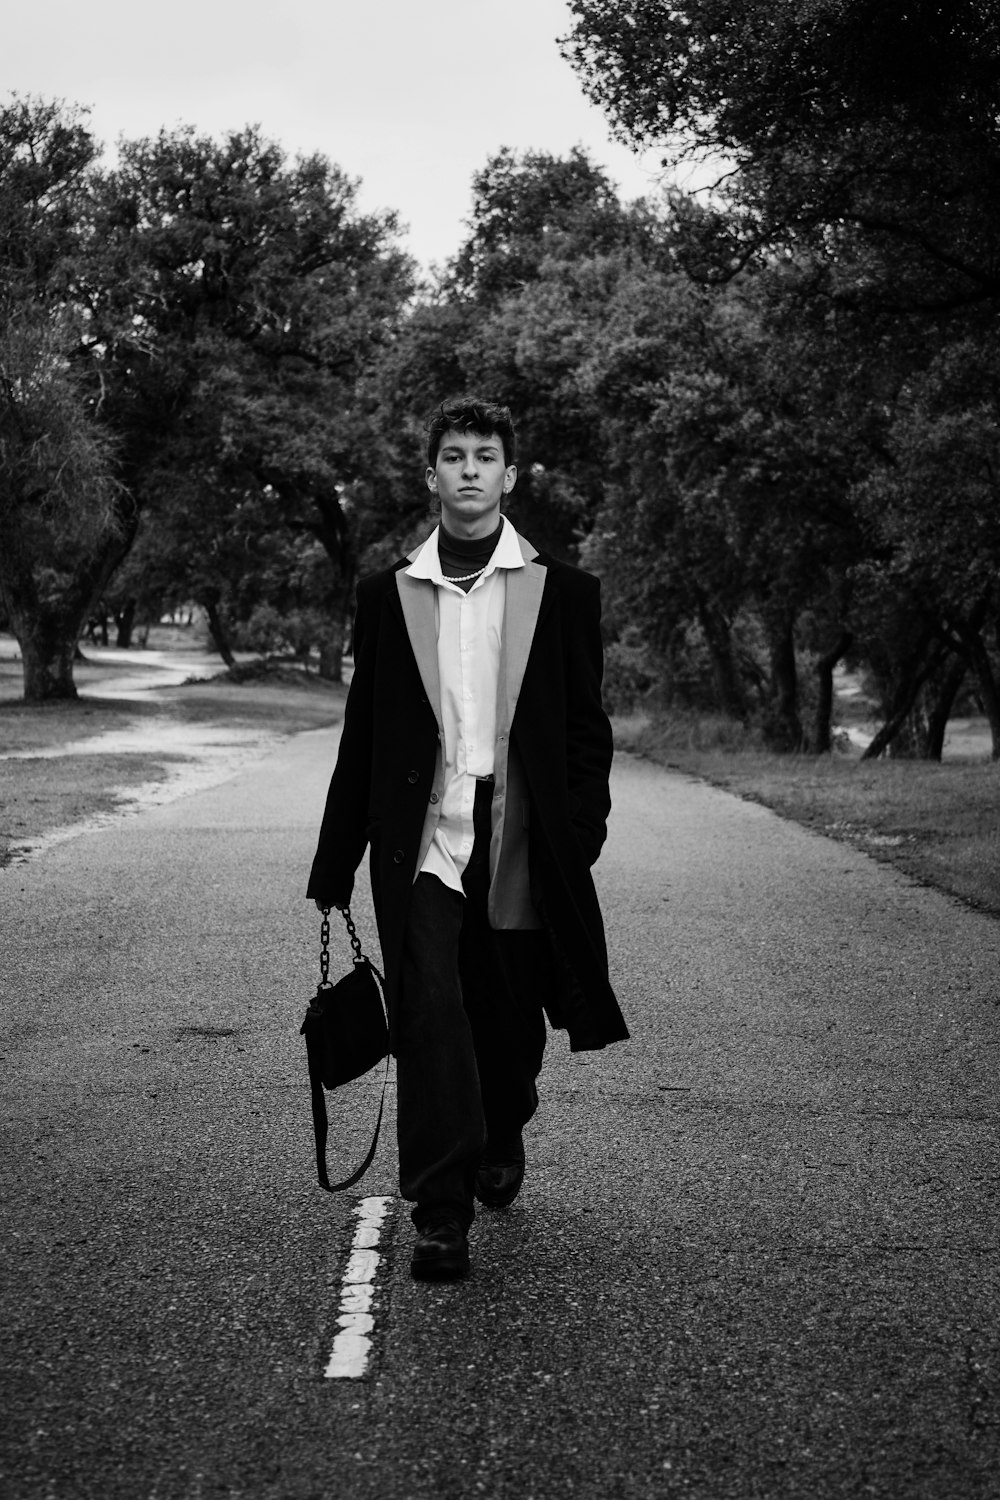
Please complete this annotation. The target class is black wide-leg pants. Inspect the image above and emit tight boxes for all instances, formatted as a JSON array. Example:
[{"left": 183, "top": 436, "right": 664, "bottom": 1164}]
[{"left": 395, "top": 780, "right": 550, "bottom": 1232}]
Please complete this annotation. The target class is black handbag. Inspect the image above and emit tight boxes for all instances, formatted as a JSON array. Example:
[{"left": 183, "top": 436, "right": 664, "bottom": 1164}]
[{"left": 300, "top": 905, "right": 390, "bottom": 1192}]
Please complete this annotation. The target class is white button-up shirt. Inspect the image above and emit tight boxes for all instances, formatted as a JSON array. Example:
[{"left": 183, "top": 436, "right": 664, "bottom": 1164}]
[{"left": 405, "top": 516, "right": 525, "bottom": 894}]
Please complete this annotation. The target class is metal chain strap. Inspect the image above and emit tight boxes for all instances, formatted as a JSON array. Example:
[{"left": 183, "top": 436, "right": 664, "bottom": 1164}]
[
  {"left": 340, "top": 905, "right": 364, "bottom": 963},
  {"left": 319, "top": 907, "right": 331, "bottom": 987},
  {"left": 318, "top": 903, "right": 363, "bottom": 989}
]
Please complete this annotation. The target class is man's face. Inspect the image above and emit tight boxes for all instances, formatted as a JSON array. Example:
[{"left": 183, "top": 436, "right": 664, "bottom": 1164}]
[{"left": 426, "top": 428, "right": 517, "bottom": 536}]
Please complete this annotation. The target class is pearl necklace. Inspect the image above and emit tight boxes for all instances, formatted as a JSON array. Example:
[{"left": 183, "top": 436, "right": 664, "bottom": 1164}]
[{"left": 446, "top": 566, "right": 487, "bottom": 584}]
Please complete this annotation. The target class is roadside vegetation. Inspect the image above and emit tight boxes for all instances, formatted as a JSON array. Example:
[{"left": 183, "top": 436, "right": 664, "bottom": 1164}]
[{"left": 614, "top": 711, "right": 1000, "bottom": 918}]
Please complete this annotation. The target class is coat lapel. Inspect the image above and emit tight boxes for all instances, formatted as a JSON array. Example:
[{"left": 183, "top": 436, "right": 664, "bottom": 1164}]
[
  {"left": 498, "top": 536, "right": 546, "bottom": 734},
  {"left": 490, "top": 535, "right": 547, "bottom": 926},
  {"left": 395, "top": 570, "right": 443, "bottom": 733}
]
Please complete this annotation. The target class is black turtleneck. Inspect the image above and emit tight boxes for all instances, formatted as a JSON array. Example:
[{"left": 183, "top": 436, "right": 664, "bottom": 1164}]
[{"left": 438, "top": 520, "right": 504, "bottom": 592}]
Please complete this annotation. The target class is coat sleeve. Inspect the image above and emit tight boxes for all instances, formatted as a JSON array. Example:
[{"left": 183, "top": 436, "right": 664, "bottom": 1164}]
[
  {"left": 306, "top": 579, "right": 377, "bottom": 907},
  {"left": 564, "top": 571, "right": 614, "bottom": 867}
]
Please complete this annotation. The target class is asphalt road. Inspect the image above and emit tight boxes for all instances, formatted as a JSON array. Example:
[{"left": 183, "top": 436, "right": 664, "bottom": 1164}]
[{"left": 2, "top": 729, "right": 999, "bottom": 1499}]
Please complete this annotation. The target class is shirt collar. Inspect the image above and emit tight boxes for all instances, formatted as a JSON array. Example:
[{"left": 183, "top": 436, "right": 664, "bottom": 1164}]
[{"left": 406, "top": 515, "right": 525, "bottom": 585}]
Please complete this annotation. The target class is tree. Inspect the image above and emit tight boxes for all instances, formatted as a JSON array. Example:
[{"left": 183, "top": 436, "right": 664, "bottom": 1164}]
[
  {"left": 381, "top": 149, "right": 662, "bottom": 562},
  {"left": 853, "top": 337, "right": 1000, "bottom": 758},
  {"left": 564, "top": 0, "right": 1000, "bottom": 314},
  {"left": 450, "top": 145, "right": 645, "bottom": 302},
  {"left": 568, "top": 248, "right": 870, "bottom": 746},
  {"left": 0, "top": 103, "right": 416, "bottom": 697},
  {"left": 563, "top": 2, "right": 1000, "bottom": 756},
  {"left": 0, "top": 99, "right": 136, "bottom": 699},
  {"left": 0, "top": 310, "right": 128, "bottom": 698},
  {"left": 89, "top": 125, "right": 415, "bottom": 680}
]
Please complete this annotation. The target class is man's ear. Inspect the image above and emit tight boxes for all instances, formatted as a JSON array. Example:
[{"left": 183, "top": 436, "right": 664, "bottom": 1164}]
[
  {"left": 426, "top": 466, "right": 437, "bottom": 491},
  {"left": 503, "top": 465, "right": 517, "bottom": 494}
]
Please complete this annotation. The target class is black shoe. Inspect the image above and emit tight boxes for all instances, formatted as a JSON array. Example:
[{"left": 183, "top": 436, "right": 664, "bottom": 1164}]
[
  {"left": 475, "top": 1134, "right": 526, "bottom": 1209},
  {"left": 410, "top": 1217, "right": 470, "bottom": 1281}
]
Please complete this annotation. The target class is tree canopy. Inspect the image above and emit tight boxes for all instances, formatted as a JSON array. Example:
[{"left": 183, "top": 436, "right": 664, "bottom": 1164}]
[
  {"left": 3, "top": 57, "right": 999, "bottom": 758},
  {"left": 0, "top": 99, "right": 414, "bottom": 698},
  {"left": 563, "top": 0, "right": 1000, "bottom": 312}
]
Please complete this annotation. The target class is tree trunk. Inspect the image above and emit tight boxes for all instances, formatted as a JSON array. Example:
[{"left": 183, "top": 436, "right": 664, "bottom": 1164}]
[
  {"left": 203, "top": 599, "right": 237, "bottom": 669},
  {"left": 318, "top": 638, "right": 343, "bottom": 683},
  {"left": 763, "top": 616, "right": 803, "bottom": 752},
  {"left": 696, "top": 600, "right": 746, "bottom": 719},
  {"left": 310, "top": 491, "right": 358, "bottom": 687},
  {"left": 0, "top": 498, "right": 138, "bottom": 702},
  {"left": 888, "top": 704, "right": 930, "bottom": 759},
  {"left": 318, "top": 587, "right": 357, "bottom": 684},
  {"left": 115, "top": 599, "right": 137, "bottom": 649},
  {"left": 963, "top": 629, "right": 1000, "bottom": 760},
  {"left": 1, "top": 591, "right": 85, "bottom": 703},
  {"left": 19, "top": 623, "right": 80, "bottom": 700},
  {"left": 861, "top": 639, "right": 946, "bottom": 760},
  {"left": 925, "top": 655, "right": 967, "bottom": 761},
  {"left": 811, "top": 630, "right": 853, "bottom": 754}
]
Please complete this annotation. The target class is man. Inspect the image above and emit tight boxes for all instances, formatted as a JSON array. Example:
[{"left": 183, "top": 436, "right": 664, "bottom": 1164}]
[{"left": 307, "top": 397, "right": 628, "bottom": 1281}]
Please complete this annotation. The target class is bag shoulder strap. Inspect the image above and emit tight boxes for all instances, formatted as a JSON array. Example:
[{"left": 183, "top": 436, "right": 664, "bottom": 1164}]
[
  {"left": 308, "top": 1042, "right": 390, "bottom": 1191},
  {"left": 308, "top": 909, "right": 391, "bottom": 1193}
]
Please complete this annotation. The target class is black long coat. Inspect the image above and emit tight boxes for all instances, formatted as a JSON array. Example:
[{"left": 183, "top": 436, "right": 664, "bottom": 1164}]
[{"left": 307, "top": 542, "right": 628, "bottom": 1053}]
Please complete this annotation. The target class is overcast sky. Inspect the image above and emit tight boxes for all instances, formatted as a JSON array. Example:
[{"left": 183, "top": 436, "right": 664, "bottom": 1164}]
[{"left": 6, "top": 0, "right": 669, "bottom": 270}]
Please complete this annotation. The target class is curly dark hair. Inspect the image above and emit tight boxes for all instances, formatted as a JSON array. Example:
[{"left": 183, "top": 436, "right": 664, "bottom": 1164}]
[{"left": 425, "top": 397, "right": 517, "bottom": 468}]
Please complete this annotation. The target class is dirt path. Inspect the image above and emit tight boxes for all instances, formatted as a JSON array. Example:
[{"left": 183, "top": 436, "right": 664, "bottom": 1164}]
[{"left": 0, "top": 633, "right": 343, "bottom": 867}]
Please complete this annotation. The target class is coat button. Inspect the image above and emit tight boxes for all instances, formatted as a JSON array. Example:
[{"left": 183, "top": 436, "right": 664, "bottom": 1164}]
[
  {"left": 429, "top": 792, "right": 439, "bottom": 804},
  {"left": 407, "top": 770, "right": 419, "bottom": 784},
  {"left": 393, "top": 849, "right": 405, "bottom": 864}
]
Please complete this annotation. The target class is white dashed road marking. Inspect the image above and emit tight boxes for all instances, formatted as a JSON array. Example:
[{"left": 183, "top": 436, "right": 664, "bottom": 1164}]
[{"left": 324, "top": 1196, "right": 393, "bottom": 1379}]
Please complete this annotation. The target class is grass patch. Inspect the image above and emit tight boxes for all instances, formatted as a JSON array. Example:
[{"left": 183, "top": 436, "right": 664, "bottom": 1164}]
[
  {"left": 163, "top": 676, "right": 346, "bottom": 732},
  {"left": 614, "top": 711, "right": 1000, "bottom": 917},
  {"left": 0, "top": 752, "right": 177, "bottom": 867},
  {"left": 0, "top": 674, "right": 345, "bottom": 754}
]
